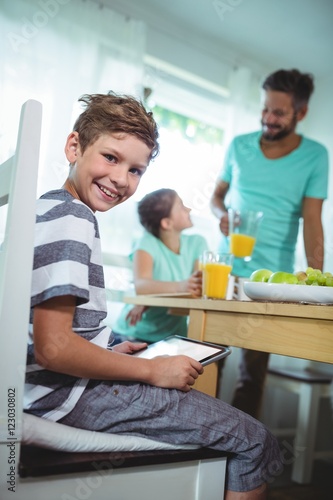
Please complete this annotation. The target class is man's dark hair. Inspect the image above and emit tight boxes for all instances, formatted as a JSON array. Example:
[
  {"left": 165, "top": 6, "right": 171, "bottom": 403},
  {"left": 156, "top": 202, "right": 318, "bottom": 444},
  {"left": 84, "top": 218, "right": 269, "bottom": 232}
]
[{"left": 262, "top": 69, "right": 314, "bottom": 110}]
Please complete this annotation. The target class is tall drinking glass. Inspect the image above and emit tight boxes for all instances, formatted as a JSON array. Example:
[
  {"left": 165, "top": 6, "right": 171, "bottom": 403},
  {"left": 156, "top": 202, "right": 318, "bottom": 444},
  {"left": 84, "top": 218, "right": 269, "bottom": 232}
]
[
  {"left": 202, "top": 251, "right": 234, "bottom": 299},
  {"left": 228, "top": 209, "right": 263, "bottom": 261}
]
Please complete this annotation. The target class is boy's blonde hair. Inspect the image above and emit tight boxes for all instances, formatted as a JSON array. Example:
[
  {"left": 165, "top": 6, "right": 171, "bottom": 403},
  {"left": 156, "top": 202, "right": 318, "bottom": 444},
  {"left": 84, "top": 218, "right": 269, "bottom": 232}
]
[{"left": 73, "top": 92, "right": 159, "bottom": 161}]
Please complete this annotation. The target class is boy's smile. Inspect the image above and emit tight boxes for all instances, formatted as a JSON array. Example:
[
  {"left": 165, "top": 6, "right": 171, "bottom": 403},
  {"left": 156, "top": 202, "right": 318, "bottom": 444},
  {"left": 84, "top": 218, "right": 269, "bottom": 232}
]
[{"left": 64, "top": 132, "right": 151, "bottom": 212}]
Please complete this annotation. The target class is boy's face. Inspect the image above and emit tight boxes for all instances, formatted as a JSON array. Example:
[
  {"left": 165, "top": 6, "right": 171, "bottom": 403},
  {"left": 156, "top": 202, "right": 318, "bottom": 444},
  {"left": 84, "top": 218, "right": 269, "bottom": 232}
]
[{"left": 64, "top": 132, "right": 151, "bottom": 212}]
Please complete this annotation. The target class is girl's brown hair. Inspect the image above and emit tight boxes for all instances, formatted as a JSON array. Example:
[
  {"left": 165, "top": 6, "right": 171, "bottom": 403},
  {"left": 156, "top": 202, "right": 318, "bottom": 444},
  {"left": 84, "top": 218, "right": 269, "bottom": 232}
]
[
  {"left": 73, "top": 92, "right": 159, "bottom": 161},
  {"left": 138, "top": 188, "right": 177, "bottom": 238}
]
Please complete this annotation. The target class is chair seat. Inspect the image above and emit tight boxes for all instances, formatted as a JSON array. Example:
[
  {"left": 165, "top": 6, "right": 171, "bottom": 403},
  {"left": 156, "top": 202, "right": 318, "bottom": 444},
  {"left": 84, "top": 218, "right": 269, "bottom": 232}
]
[
  {"left": 268, "top": 367, "right": 332, "bottom": 384},
  {"left": 22, "top": 413, "right": 193, "bottom": 453},
  {"left": 19, "top": 444, "right": 229, "bottom": 478}
]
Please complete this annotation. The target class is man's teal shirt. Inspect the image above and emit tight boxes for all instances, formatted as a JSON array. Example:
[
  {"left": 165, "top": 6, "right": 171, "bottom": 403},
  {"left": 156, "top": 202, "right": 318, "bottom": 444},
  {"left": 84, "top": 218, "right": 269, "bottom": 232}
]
[{"left": 218, "top": 131, "right": 329, "bottom": 276}]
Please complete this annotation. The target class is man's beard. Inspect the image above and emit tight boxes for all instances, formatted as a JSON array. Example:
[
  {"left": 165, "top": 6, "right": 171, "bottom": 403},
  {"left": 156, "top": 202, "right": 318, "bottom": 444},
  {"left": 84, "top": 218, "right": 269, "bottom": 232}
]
[{"left": 261, "top": 114, "right": 298, "bottom": 141}]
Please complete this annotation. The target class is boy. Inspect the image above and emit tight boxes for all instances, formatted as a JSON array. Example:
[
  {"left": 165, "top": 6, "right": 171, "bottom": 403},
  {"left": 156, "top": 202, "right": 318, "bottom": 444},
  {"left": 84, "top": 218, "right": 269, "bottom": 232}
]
[{"left": 25, "top": 92, "right": 282, "bottom": 499}]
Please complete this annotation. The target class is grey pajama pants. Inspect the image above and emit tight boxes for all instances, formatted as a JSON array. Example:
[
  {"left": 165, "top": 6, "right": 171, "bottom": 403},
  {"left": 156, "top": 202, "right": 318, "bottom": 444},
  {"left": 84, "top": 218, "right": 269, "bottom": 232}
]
[{"left": 59, "top": 380, "right": 283, "bottom": 492}]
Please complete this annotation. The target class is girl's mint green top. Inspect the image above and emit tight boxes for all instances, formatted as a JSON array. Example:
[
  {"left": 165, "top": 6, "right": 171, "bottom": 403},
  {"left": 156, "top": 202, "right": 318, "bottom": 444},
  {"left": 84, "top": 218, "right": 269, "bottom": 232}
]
[
  {"left": 218, "top": 131, "right": 329, "bottom": 277},
  {"left": 112, "top": 231, "right": 208, "bottom": 343}
]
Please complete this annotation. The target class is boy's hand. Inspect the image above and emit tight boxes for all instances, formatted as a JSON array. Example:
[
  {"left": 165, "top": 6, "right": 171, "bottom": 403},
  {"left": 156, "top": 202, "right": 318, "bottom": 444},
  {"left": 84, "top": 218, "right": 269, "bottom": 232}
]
[
  {"left": 113, "top": 341, "right": 147, "bottom": 355},
  {"left": 148, "top": 355, "right": 204, "bottom": 392}
]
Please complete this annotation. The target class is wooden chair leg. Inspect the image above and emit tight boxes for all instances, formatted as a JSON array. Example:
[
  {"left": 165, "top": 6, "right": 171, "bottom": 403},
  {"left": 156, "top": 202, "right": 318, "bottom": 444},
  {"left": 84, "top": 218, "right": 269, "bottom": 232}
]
[{"left": 292, "top": 382, "right": 321, "bottom": 483}]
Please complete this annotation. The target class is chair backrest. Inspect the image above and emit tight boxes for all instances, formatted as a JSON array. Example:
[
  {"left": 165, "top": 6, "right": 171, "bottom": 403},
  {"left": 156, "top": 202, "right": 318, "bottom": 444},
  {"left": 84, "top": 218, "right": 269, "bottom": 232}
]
[
  {"left": 103, "top": 251, "right": 134, "bottom": 304},
  {"left": 0, "top": 100, "right": 42, "bottom": 446}
]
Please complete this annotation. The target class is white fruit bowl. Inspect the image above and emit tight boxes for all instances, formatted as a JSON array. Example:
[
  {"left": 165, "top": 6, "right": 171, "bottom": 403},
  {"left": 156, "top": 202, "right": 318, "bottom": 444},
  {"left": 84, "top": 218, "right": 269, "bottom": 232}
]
[{"left": 243, "top": 281, "right": 333, "bottom": 304}]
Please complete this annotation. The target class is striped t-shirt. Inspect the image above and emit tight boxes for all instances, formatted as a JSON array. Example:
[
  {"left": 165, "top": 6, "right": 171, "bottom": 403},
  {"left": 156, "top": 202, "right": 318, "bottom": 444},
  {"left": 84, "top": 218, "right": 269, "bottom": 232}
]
[{"left": 24, "top": 189, "right": 111, "bottom": 421}]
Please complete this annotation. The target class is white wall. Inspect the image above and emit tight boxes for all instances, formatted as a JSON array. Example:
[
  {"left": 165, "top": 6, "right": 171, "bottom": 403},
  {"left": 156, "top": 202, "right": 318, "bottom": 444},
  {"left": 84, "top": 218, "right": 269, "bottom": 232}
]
[{"left": 145, "top": 26, "right": 232, "bottom": 91}]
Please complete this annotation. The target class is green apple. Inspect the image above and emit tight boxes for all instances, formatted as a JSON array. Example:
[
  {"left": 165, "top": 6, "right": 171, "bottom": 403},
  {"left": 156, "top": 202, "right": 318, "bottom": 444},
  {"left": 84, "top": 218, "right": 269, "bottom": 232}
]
[
  {"left": 268, "top": 271, "right": 299, "bottom": 284},
  {"left": 250, "top": 269, "right": 273, "bottom": 282}
]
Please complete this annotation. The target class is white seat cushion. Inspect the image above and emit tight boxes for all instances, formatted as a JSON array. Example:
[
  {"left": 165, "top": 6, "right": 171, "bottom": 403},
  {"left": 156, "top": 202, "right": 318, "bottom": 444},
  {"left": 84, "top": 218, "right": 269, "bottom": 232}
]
[{"left": 22, "top": 413, "right": 198, "bottom": 452}]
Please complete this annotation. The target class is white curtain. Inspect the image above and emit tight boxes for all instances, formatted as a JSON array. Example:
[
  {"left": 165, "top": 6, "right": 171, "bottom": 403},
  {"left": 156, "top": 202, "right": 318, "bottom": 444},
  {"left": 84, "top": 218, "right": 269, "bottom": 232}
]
[{"left": 0, "top": 0, "right": 146, "bottom": 195}]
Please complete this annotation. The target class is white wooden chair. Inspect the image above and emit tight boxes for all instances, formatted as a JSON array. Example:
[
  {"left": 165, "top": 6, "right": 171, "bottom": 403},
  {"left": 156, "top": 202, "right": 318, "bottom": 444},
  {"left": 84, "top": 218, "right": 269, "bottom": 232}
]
[
  {"left": 266, "top": 365, "right": 333, "bottom": 484},
  {"left": 103, "top": 251, "right": 133, "bottom": 304},
  {"left": 0, "top": 99, "right": 42, "bottom": 497},
  {"left": 0, "top": 100, "right": 227, "bottom": 500}
]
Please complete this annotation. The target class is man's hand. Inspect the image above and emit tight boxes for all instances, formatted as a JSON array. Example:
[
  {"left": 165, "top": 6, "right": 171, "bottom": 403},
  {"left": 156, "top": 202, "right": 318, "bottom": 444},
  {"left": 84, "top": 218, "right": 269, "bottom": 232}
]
[{"left": 219, "top": 211, "right": 229, "bottom": 236}]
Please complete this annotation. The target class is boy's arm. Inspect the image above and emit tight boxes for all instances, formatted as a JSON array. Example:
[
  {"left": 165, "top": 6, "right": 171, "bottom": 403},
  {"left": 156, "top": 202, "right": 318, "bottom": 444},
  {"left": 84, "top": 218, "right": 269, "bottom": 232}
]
[
  {"left": 33, "top": 295, "right": 203, "bottom": 391},
  {"left": 133, "top": 250, "right": 201, "bottom": 295}
]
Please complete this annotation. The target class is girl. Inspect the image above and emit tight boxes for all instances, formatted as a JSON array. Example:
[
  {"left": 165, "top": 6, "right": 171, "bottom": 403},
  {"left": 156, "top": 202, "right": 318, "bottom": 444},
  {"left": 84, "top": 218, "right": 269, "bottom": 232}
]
[{"left": 112, "top": 188, "right": 208, "bottom": 343}]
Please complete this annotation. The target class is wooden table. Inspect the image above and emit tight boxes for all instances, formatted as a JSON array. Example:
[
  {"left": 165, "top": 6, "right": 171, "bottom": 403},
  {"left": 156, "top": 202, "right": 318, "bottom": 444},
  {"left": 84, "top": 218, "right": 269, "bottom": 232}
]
[{"left": 124, "top": 294, "right": 333, "bottom": 396}]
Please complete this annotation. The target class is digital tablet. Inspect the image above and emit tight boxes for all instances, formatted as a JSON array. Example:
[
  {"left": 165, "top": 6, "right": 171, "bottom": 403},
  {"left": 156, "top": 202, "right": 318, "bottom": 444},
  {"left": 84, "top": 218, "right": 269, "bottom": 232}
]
[{"left": 133, "top": 335, "right": 231, "bottom": 366}]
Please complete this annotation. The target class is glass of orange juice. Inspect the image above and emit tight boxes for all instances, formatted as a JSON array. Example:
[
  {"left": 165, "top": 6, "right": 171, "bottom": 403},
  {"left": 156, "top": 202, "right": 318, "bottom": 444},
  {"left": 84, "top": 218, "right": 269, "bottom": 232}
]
[
  {"left": 228, "top": 209, "right": 263, "bottom": 261},
  {"left": 202, "top": 251, "right": 234, "bottom": 299}
]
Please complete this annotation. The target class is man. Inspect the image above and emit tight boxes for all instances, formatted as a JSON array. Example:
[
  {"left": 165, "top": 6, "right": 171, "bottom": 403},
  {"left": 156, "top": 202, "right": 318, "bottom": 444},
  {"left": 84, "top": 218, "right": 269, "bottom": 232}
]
[{"left": 210, "top": 69, "right": 329, "bottom": 419}]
